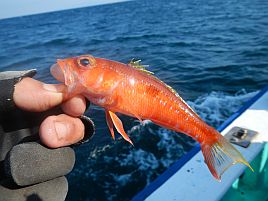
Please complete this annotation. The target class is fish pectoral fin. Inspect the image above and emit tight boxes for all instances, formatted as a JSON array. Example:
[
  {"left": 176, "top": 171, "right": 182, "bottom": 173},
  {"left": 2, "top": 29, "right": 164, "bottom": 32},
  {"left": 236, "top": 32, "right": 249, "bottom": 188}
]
[
  {"left": 131, "top": 110, "right": 143, "bottom": 123},
  {"left": 105, "top": 110, "right": 115, "bottom": 140},
  {"left": 125, "top": 110, "right": 143, "bottom": 123},
  {"left": 107, "top": 111, "right": 134, "bottom": 146}
]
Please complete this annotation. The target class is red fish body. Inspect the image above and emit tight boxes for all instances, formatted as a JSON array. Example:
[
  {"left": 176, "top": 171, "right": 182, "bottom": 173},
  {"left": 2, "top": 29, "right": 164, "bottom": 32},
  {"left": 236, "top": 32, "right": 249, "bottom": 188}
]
[{"left": 51, "top": 55, "right": 252, "bottom": 180}]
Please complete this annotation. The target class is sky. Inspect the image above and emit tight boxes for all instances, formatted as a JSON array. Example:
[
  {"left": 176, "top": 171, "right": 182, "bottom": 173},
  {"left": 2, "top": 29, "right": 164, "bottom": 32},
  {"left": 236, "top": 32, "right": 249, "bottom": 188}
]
[{"left": 0, "top": 0, "right": 127, "bottom": 20}]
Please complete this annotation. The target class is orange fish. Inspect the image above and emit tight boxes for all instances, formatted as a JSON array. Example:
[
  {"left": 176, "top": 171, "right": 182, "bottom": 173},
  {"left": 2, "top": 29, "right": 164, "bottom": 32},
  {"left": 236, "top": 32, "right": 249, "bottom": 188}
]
[{"left": 50, "top": 54, "right": 253, "bottom": 180}]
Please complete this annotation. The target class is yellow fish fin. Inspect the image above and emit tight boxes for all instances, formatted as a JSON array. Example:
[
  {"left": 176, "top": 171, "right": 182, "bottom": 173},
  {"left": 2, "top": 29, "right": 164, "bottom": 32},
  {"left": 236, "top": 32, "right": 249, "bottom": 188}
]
[
  {"left": 201, "top": 130, "right": 253, "bottom": 181},
  {"left": 128, "top": 59, "right": 154, "bottom": 75}
]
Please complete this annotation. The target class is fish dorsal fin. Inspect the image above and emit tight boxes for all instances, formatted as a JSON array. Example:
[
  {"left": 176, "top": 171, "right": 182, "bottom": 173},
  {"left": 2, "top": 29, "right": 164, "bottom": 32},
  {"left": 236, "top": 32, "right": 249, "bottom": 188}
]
[
  {"left": 129, "top": 59, "right": 180, "bottom": 97},
  {"left": 129, "top": 59, "right": 199, "bottom": 117},
  {"left": 128, "top": 59, "right": 154, "bottom": 75}
]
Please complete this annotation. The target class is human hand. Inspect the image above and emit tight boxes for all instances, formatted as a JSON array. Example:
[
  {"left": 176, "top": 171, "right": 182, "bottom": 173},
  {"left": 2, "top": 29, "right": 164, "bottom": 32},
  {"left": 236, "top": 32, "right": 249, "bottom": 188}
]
[
  {"left": 13, "top": 77, "right": 87, "bottom": 148},
  {"left": 0, "top": 70, "right": 94, "bottom": 201}
]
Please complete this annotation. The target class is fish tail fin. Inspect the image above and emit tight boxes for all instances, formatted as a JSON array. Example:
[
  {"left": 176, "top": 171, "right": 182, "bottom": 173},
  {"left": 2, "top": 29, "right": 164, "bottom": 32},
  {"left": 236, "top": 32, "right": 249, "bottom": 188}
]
[{"left": 201, "top": 131, "right": 253, "bottom": 181}]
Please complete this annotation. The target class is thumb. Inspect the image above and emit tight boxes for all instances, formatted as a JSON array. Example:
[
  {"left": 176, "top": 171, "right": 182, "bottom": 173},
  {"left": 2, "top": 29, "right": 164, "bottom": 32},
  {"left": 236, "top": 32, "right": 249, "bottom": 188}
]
[{"left": 14, "top": 77, "right": 66, "bottom": 112}]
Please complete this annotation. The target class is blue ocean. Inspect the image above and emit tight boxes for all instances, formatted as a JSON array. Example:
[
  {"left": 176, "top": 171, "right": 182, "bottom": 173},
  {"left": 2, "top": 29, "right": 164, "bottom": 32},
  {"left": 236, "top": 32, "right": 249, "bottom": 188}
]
[{"left": 1, "top": 0, "right": 268, "bottom": 200}]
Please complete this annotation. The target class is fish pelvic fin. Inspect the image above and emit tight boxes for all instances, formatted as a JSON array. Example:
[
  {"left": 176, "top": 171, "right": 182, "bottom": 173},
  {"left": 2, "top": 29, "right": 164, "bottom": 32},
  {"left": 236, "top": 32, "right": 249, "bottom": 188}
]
[
  {"left": 201, "top": 131, "right": 253, "bottom": 181},
  {"left": 105, "top": 110, "right": 115, "bottom": 140},
  {"left": 106, "top": 110, "right": 134, "bottom": 146}
]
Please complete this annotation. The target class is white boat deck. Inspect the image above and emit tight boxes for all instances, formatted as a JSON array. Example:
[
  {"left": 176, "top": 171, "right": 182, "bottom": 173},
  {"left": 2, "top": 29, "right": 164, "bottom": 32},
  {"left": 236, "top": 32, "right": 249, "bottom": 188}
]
[{"left": 132, "top": 86, "right": 268, "bottom": 201}]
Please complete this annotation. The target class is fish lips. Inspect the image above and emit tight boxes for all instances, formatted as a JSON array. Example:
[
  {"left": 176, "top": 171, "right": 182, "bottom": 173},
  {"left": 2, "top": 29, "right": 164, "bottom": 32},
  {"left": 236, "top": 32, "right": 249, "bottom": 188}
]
[
  {"left": 50, "top": 60, "right": 75, "bottom": 87},
  {"left": 50, "top": 63, "right": 65, "bottom": 83}
]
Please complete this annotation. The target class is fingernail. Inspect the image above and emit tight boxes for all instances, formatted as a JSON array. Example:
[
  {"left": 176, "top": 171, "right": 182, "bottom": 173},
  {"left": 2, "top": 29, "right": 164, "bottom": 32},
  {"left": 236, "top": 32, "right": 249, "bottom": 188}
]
[
  {"left": 43, "top": 84, "right": 65, "bottom": 93},
  {"left": 54, "top": 121, "right": 69, "bottom": 140}
]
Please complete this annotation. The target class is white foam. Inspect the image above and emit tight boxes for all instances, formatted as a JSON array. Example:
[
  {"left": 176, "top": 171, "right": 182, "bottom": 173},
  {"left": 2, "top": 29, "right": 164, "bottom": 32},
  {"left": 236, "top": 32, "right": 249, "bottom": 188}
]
[{"left": 188, "top": 89, "right": 258, "bottom": 127}]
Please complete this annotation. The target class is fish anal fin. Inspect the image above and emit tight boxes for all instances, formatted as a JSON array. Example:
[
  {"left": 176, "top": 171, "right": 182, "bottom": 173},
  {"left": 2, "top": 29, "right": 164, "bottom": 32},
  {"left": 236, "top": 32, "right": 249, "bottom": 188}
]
[
  {"left": 128, "top": 108, "right": 142, "bottom": 123},
  {"left": 136, "top": 115, "right": 143, "bottom": 123},
  {"left": 105, "top": 110, "right": 115, "bottom": 140},
  {"left": 128, "top": 109, "right": 142, "bottom": 123},
  {"left": 201, "top": 131, "right": 253, "bottom": 181},
  {"left": 108, "top": 111, "right": 134, "bottom": 146},
  {"left": 121, "top": 99, "right": 143, "bottom": 123}
]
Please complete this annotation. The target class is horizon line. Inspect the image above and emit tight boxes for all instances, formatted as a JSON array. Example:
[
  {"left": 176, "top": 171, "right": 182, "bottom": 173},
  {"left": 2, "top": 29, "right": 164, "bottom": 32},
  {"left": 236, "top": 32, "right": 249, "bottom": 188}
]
[{"left": 0, "top": 0, "right": 130, "bottom": 21}]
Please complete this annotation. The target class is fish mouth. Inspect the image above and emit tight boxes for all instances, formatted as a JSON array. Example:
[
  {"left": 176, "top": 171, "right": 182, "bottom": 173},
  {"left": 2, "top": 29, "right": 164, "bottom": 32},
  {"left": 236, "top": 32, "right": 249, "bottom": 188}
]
[
  {"left": 50, "top": 63, "right": 65, "bottom": 82},
  {"left": 50, "top": 59, "right": 74, "bottom": 86}
]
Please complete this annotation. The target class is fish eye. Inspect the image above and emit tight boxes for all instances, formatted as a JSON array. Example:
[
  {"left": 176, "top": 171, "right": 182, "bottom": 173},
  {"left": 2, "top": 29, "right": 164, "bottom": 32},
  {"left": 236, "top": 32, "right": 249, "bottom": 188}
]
[
  {"left": 79, "top": 58, "right": 90, "bottom": 67},
  {"left": 77, "top": 55, "right": 96, "bottom": 69}
]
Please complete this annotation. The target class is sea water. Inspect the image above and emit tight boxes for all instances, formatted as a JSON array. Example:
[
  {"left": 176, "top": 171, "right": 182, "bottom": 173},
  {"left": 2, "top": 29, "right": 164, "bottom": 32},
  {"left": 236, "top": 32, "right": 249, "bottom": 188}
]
[{"left": 0, "top": 0, "right": 268, "bottom": 200}]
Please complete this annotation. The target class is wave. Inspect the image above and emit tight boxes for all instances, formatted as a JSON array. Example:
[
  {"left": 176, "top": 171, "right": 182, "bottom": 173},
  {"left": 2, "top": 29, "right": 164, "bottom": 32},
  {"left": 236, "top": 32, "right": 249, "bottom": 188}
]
[
  {"left": 188, "top": 89, "right": 258, "bottom": 127},
  {"left": 1, "top": 56, "right": 45, "bottom": 71},
  {"left": 22, "top": 37, "right": 79, "bottom": 49}
]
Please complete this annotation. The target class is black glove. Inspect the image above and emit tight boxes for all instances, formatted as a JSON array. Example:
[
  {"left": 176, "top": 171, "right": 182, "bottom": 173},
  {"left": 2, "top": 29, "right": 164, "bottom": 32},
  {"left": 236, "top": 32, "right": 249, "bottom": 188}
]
[{"left": 0, "top": 70, "right": 95, "bottom": 201}]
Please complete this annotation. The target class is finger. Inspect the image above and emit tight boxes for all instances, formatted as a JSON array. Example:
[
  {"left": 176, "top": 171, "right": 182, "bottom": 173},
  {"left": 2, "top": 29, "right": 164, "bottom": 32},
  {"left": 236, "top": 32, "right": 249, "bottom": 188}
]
[
  {"left": 13, "top": 77, "right": 66, "bottom": 112},
  {"left": 39, "top": 114, "right": 84, "bottom": 148},
  {"left": 61, "top": 95, "right": 86, "bottom": 117}
]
